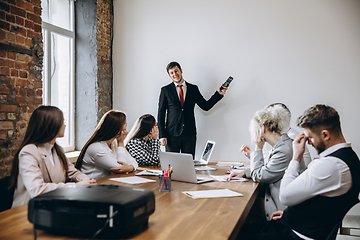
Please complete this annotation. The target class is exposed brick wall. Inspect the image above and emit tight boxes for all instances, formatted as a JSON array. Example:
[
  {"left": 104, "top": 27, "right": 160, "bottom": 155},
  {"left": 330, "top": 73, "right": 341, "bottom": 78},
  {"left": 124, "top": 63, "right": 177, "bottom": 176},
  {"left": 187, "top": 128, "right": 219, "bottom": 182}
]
[
  {"left": 0, "top": 0, "right": 43, "bottom": 178},
  {"left": 0, "top": 0, "right": 114, "bottom": 177},
  {"left": 96, "top": 0, "right": 113, "bottom": 122}
]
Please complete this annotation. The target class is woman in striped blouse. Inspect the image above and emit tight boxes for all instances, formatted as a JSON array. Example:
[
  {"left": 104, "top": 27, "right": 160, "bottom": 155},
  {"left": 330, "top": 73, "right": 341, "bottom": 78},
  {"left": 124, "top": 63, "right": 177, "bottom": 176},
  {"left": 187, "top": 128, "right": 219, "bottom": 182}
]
[{"left": 125, "top": 114, "right": 161, "bottom": 166}]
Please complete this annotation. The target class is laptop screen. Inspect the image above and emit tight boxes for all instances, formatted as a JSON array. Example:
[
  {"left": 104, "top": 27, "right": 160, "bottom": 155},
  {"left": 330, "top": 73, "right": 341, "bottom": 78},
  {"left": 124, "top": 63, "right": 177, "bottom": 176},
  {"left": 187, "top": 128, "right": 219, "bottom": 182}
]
[{"left": 200, "top": 141, "right": 216, "bottom": 162}]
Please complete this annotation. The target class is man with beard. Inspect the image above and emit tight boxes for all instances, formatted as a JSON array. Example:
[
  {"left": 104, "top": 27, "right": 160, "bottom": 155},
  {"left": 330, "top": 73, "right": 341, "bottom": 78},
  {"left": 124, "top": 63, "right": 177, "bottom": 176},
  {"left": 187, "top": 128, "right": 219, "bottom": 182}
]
[{"left": 241, "top": 104, "right": 360, "bottom": 240}]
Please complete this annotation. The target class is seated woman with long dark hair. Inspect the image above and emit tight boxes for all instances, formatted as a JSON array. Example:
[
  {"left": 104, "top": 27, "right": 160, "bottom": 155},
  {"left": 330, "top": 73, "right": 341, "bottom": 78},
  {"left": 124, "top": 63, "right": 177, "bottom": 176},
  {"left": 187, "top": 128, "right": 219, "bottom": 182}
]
[
  {"left": 75, "top": 110, "right": 138, "bottom": 179},
  {"left": 10, "top": 106, "right": 96, "bottom": 208},
  {"left": 125, "top": 114, "right": 161, "bottom": 166}
]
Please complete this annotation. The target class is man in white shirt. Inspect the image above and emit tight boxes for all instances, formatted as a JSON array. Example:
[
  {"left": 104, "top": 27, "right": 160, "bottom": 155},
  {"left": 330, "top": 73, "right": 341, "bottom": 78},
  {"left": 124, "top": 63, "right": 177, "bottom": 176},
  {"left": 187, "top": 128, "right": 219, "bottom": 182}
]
[{"left": 241, "top": 104, "right": 360, "bottom": 240}]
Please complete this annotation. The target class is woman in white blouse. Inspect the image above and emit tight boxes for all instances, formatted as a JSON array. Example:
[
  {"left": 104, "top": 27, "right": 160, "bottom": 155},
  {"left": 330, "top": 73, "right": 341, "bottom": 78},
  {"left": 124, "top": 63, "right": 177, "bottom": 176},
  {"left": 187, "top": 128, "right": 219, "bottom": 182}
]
[
  {"left": 9, "top": 106, "right": 96, "bottom": 208},
  {"left": 75, "top": 110, "right": 138, "bottom": 179}
]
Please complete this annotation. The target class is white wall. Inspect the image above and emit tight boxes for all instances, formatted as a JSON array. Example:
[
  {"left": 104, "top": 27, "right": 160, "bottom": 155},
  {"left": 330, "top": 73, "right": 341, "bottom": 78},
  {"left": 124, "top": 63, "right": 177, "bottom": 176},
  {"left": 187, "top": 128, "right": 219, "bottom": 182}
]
[{"left": 113, "top": 0, "right": 360, "bottom": 163}]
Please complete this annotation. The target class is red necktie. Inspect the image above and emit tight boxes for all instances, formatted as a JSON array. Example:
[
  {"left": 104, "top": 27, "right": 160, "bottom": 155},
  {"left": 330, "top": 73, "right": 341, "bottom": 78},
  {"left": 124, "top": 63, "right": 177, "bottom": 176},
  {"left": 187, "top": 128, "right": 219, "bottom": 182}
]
[{"left": 178, "top": 85, "right": 184, "bottom": 107}]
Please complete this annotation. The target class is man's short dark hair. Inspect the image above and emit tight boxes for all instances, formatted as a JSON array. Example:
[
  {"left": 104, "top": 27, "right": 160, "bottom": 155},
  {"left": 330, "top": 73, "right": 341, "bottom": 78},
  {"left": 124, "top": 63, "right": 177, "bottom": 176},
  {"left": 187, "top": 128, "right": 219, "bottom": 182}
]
[
  {"left": 166, "top": 62, "right": 181, "bottom": 73},
  {"left": 296, "top": 104, "right": 341, "bottom": 134}
]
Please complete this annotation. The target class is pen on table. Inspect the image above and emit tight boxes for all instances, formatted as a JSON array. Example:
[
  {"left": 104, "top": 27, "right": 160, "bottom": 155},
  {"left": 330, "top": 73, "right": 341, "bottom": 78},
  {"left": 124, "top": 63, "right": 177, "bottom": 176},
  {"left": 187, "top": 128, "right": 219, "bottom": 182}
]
[
  {"left": 166, "top": 164, "right": 171, "bottom": 176},
  {"left": 184, "top": 192, "right": 193, "bottom": 198}
]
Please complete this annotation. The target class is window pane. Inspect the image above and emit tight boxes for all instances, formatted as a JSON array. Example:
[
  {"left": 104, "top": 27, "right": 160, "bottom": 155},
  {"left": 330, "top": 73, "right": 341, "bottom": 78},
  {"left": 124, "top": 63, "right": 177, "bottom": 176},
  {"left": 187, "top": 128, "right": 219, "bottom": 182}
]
[
  {"left": 41, "top": 0, "right": 72, "bottom": 31},
  {"left": 50, "top": 32, "right": 73, "bottom": 148},
  {"left": 41, "top": 0, "right": 49, "bottom": 23},
  {"left": 42, "top": 29, "right": 49, "bottom": 103}
]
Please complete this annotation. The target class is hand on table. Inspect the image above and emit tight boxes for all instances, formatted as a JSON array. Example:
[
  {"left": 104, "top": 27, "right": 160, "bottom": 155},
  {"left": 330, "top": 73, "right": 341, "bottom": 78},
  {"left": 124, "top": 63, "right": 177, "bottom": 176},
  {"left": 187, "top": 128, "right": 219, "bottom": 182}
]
[
  {"left": 225, "top": 170, "right": 245, "bottom": 181},
  {"left": 77, "top": 178, "right": 97, "bottom": 185}
]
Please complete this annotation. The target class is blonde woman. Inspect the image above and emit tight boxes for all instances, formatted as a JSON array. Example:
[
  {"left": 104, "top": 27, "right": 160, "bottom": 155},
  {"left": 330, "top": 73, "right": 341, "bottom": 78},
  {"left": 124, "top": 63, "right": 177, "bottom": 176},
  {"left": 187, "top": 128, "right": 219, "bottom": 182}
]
[
  {"left": 229, "top": 105, "right": 293, "bottom": 220},
  {"left": 263, "top": 103, "right": 311, "bottom": 170},
  {"left": 76, "top": 110, "right": 138, "bottom": 179}
]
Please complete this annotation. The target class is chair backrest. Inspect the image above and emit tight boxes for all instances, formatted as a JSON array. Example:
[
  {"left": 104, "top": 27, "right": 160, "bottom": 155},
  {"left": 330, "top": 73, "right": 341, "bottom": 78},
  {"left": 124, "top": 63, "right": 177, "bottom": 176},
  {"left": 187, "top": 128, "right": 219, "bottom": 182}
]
[
  {"left": 0, "top": 176, "right": 15, "bottom": 212},
  {"left": 325, "top": 221, "right": 341, "bottom": 240}
]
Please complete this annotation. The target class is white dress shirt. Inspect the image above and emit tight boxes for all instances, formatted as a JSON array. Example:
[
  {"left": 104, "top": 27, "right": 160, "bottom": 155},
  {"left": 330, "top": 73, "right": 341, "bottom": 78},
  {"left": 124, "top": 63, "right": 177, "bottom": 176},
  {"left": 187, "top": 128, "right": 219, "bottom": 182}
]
[
  {"left": 173, "top": 81, "right": 187, "bottom": 100},
  {"left": 81, "top": 141, "right": 138, "bottom": 180},
  {"left": 44, "top": 143, "right": 55, "bottom": 166},
  {"left": 280, "top": 143, "right": 352, "bottom": 240}
]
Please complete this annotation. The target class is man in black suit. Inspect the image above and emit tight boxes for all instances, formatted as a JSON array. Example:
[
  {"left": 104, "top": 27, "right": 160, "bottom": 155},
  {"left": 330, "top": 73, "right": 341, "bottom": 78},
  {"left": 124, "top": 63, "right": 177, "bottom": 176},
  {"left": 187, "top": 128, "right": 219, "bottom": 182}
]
[{"left": 157, "top": 61, "right": 228, "bottom": 157}]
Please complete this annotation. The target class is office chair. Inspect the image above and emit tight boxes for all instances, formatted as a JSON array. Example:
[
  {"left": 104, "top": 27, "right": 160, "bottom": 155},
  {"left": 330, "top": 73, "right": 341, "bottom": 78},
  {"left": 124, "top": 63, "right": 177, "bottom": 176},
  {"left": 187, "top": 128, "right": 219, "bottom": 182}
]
[
  {"left": 325, "top": 221, "right": 341, "bottom": 240},
  {"left": 339, "top": 202, "right": 360, "bottom": 237},
  {"left": 0, "top": 176, "right": 15, "bottom": 212}
]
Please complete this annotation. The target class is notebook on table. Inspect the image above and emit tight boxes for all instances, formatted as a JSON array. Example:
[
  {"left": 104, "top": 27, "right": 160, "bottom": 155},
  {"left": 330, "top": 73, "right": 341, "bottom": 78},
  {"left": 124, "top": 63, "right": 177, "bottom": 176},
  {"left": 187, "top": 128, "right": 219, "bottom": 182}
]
[
  {"left": 159, "top": 152, "right": 214, "bottom": 184},
  {"left": 193, "top": 140, "right": 216, "bottom": 166}
]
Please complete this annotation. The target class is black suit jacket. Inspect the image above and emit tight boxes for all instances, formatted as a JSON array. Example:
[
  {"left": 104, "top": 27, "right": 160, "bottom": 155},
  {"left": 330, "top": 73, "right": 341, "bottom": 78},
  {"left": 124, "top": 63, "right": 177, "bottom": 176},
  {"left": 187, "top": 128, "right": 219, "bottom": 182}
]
[{"left": 157, "top": 81, "right": 223, "bottom": 138}]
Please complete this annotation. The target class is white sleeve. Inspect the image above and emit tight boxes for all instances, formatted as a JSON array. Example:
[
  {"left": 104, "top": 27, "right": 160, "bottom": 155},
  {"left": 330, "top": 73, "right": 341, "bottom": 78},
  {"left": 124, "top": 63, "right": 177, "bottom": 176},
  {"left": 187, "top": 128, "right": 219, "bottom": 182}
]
[
  {"left": 302, "top": 146, "right": 312, "bottom": 167},
  {"left": 279, "top": 158, "right": 341, "bottom": 206},
  {"left": 117, "top": 147, "right": 138, "bottom": 170},
  {"left": 86, "top": 143, "right": 122, "bottom": 170}
]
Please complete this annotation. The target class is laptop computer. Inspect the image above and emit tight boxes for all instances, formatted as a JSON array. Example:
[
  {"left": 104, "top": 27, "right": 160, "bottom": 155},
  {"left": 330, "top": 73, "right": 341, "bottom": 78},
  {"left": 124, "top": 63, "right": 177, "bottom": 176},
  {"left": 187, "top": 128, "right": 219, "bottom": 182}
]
[
  {"left": 159, "top": 152, "right": 214, "bottom": 184},
  {"left": 193, "top": 140, "right": 216, "bottom": 166}
]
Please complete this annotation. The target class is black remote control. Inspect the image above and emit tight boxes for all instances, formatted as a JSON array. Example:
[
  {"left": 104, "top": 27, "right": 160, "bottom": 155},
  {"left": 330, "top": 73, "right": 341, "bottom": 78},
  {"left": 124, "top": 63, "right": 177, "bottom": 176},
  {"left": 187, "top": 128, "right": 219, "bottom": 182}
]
[{"left": 220, "top": 76, "right": 233, "bottom": 90}]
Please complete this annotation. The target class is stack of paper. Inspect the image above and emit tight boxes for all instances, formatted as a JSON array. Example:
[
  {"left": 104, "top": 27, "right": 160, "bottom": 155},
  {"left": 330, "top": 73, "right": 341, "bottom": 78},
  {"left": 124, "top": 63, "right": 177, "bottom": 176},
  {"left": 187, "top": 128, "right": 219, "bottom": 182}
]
[
  {"left": 210, "top": 175, "right": 248, "bottom": 182},
  {"left": 135, "top": 170, "right": 162, "bottom": 176},
  {"left": 216, "top": 162, "right": 244, "bottom": 167},
  {"left": 109, "top": 176, "right": 156, "bottom": 184},
  {"left": 182, "top": 189, "right": 243, "bottom": 199},
  {"left": 194, "top": 166, "right": 217, "bottom": 171}
]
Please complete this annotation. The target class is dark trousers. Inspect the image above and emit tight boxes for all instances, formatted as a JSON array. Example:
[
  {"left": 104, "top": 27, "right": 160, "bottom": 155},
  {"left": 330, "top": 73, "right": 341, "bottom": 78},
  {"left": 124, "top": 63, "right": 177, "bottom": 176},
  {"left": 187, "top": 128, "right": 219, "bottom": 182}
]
[
  {"left": 239, "top": 220, "right": 303, "bottom": 240},
  {"left": 166, "top": 134, "right": 196, "bottom": 158}
]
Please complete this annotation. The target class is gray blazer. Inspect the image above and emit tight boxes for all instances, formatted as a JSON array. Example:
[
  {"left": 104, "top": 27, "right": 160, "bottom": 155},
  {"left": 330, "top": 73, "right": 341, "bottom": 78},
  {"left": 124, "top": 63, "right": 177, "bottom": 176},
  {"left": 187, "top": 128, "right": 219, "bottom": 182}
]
[{"left": 245, "top": 134, "right": 293, "bottom": 220}]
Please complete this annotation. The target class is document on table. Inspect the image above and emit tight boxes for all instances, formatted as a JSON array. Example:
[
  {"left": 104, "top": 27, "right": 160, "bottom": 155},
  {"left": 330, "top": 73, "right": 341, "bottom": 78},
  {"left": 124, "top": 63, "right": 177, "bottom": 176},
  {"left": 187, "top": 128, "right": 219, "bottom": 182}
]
[
  {"left": 194, "top": 166, "right": 217, "bottom": 171},
  {"left": 182, "top": 189, "right": 243, "bottom": 199},
  {"left": 109, "top": 176, "right": 156, "bottom": 184},
  {"left": 210, "top": 175, "right": 248, "bottom": 182},
  {"left": 216, "top": 162, "right": 244, "bottom": 167},
  {"left": 135, "top": 170, "right": 163, "bottom": 176}
]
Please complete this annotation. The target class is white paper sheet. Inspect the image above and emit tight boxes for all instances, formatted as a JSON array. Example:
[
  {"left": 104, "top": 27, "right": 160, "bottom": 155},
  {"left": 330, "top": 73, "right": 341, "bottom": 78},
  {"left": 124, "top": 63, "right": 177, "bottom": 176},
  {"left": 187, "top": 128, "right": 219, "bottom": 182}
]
[
  {"left": 194, "top": 166, "right": 217, "bottom": 171},
  {"left": 135, "top": 170, "right": 163, "bottom": 176},
  {"left": 216, "top": 162, "right": 244, "bottom": 167},
  {"left": 109, "top": 176, "right": 156, "bottom": 184},
  {"left": 183, "top": 189, "right": 243, "bottom": 199},
  {"left": 210, "top": 175, "right": 248, "bottom": 182}
]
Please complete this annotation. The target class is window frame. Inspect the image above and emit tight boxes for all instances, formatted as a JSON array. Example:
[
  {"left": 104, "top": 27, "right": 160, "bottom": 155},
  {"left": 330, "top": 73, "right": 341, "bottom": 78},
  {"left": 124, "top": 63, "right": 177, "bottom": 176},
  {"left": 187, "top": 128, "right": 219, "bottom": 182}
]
[{"left": 42, "top": 1, "right": 75, "bottom": 152}]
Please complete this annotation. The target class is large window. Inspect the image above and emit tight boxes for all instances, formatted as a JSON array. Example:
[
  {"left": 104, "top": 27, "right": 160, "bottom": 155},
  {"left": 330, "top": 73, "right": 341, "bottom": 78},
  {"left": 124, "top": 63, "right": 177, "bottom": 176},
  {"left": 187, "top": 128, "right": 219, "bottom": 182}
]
[{"left": 42, "top": 0, "right": 75, "bottom": 151}]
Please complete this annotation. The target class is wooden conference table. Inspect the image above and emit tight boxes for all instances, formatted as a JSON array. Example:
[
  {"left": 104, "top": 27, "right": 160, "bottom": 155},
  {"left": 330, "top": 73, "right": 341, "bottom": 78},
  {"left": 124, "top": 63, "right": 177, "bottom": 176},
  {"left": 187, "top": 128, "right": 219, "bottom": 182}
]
[{"left": 0, "top": 162, "right": 262, "bottom": 240}]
